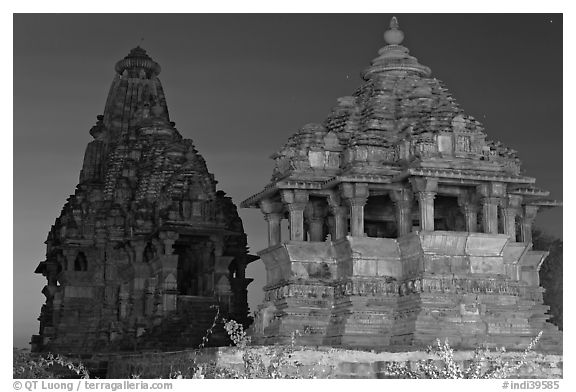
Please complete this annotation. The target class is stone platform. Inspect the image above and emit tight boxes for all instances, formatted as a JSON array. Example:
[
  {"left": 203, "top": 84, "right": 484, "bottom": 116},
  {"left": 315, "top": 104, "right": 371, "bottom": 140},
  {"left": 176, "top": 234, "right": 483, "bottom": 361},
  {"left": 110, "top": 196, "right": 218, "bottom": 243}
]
[
  {"left": 104, "top": 345, "right": 563, "bottom": 378},
  {"left": 249, "top": 232, "right": 562, "bottom": 352}
]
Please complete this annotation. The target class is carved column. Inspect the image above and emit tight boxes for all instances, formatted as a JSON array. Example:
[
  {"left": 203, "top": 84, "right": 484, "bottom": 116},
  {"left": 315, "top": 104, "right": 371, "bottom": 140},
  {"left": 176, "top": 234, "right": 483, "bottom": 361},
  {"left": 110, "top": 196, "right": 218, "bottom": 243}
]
[
  {"left": 349, "top": 198, "right": 366, "bottom": 236},
  {"left": 481, "top": 197, "right": 500, "bottom": 234},
  {"left": 410, "top": 178, "right": 438, "bottom": 232},
  {"left": 417, "top": 192, "right": 436, "bottom": 231},
  {"left": 341, "top": 183, "right": 368, "bottom": 237},
  {"left": 390, "top": 189, "right": 413, "bottom": 236},
  {"left": 520, "top": 205, "right": 539, "bottom": 243},
  {"left": 330, "top": 206, "right": 348, "bottom": 240},
  {"left": 281, "top": 190, "right": 309, "bottom": 241},
  {"left": 327, "top": 191, "right": 347, "bottom": 240},
  {"left": 288, "top": 204, "right": 306, "bottom": 241},
  {"left": 458, "top": 193, "right": 479, "bottom": 232},
  {"left": 501, "top": 208, "right": 517, "bottom": 239},
  {"left": 260, "top": 199, "right": 284, "bottom": 247},
  {"left": 463, "top": 204, "right": 479, "bottom": 232},
  {"left": 501, "top": 195, "right": 522, "bottom": 240},
  {"left": 264, "top": 213, "right": 283, "bottom": 246},
  {"left": 478, "top": 182, "right": 506, "bottom": 235}
]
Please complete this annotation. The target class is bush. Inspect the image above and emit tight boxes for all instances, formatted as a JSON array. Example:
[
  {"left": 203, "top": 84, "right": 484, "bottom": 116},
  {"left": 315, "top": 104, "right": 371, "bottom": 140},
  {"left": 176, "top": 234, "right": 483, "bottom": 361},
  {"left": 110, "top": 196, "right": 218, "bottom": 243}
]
[
  {"left": 385, "top": 331, "right": 543, "bottom": 379},
  {"left": 13, "top": 349, "right": 90, "bottom": 379}
]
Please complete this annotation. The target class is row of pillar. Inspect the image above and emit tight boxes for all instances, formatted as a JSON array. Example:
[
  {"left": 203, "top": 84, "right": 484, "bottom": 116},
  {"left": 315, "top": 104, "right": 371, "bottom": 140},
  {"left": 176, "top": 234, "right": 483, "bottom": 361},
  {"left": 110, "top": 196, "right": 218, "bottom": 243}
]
[{"left": 260, "top": 179, "right": 540, "bottom": 247}]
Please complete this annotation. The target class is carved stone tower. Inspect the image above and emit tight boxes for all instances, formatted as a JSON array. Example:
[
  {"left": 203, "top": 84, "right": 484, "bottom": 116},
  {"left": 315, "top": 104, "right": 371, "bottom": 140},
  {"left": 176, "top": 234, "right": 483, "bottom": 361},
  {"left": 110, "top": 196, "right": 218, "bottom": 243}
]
[
  {"left": 32, "top": 47, "right": 255, "bottom": 354},
  {"left": 241, "top": 18, "right": 562, "bottom": 352}
]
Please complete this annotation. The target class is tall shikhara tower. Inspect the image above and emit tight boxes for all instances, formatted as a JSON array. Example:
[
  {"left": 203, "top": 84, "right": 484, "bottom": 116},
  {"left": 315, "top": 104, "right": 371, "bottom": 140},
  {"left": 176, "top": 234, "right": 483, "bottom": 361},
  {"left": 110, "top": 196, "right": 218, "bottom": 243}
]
[
  {"left": 33, "top": 47, "right": 255, "bottom": 354},
  {"left": 241, "top": 18, "right": 562, "bottom": 351}
]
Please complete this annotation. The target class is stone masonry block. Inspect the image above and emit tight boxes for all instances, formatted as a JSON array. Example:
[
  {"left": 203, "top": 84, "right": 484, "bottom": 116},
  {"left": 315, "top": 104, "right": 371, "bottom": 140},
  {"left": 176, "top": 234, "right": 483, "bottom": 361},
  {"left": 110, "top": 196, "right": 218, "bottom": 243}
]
[
  {"left": 465, "top": 233, "right": 509, "bottom": 256},
  {"left": 419, "top": 231, "right": 467, "bottom": 255},
  {"left": 469, "top": 256, "right": 505, "bottom": 275}
]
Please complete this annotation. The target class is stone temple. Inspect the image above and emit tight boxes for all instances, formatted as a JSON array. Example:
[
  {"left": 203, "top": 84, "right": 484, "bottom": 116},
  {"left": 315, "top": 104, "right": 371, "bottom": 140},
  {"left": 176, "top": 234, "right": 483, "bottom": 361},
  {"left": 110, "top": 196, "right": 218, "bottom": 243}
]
[
  {"left": 241, "top": 18, "right": 562, "bottom": 352},
  {"left": 32, "top": 47, "right": 255, "bottom": 354}
]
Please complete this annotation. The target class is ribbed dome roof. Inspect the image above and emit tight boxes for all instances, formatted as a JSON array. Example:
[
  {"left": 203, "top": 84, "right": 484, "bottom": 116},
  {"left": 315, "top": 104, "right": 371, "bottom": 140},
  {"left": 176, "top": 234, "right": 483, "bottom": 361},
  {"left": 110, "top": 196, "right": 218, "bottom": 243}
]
[{"left": 114, "top": 46, "right": 161, "bottom": 77}]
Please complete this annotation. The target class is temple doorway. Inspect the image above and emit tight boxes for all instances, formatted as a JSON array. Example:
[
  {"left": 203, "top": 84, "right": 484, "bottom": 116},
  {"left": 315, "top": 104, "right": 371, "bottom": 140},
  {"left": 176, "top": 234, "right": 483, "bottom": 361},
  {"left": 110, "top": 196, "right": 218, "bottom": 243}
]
[{"left": 174, "top": 236, "right": 213, "bottom": 296}]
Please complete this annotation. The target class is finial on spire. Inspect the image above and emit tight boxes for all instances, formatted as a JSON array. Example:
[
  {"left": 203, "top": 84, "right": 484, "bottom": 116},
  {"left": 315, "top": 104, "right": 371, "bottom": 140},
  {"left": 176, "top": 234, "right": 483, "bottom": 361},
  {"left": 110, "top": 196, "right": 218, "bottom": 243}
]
[
  {"left": 384, "top": 16, "right": 404, "bottom": 45},
  {"left": 138, "top": 37, "right": 145, "bottom": 47}
]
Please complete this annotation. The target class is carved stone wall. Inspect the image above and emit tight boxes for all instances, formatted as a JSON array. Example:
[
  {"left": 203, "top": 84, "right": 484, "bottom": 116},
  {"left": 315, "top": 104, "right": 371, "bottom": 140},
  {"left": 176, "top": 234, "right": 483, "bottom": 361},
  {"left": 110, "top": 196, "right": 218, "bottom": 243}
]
[{"left": 250, "top": 233, "right": 562, "bottom": 352}]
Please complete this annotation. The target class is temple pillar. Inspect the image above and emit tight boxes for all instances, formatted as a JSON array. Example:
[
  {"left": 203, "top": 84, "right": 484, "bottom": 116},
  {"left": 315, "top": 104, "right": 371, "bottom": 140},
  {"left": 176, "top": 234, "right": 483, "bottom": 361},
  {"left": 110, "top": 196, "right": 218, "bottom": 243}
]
[
  {"left": 481, "top": 197, "right": 500, "bottom": 234},
  {"left": 281, "top": 190, "right": 309, "bottom": 241},
  {"left": 327, "top": 191, "right": 347, "bottom": 240},
  {"left": 288, "top": 204, "right": 306, "bottom": 240},
  {"left": 501, "top": 208, "right": 517, "bottom": 238},
  {"left": 501, "top": 195, "right": 522, "bottom": 240},
  {"left": 417, "top": 192, "right": 436, "bottom": 231},
  {"left": 260, "top": 199, "right": 284, "bottom": 247},
  {"left": 329, "top": 206, "right": 348, "bottom": 240},
  {"left": 458, "top": 193, "right": 479, "bottom": 232},
  {"left": 390, "top": 189, "right": 413, "bottom": 236},
  {"left": 264, "top": 213, "right": 283, "bottom": 246},
  {"left": 463, "top": 205, "right": 479, "bottom": 233},
  {"left": 477, "top": 182, "right": 506, "bottom": 235},
  {"left": 341, "top": 182, "right": 368, "bottom": 237},
  {"left": 520, "top": 205, "right": 539, "bottom": 243},
  {"left": 349, "top": 199, "right": 366, "bottom": 236},
  {"left": 410, "top": 178, "right": 438, "bottom": 231}
]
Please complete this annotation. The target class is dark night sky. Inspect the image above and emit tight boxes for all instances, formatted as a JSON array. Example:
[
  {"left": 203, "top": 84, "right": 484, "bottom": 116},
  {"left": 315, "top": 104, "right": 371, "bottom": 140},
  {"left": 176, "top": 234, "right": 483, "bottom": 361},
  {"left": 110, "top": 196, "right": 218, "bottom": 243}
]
[{"left": 13, "top": 14, "right": 562, "bottom": 349}]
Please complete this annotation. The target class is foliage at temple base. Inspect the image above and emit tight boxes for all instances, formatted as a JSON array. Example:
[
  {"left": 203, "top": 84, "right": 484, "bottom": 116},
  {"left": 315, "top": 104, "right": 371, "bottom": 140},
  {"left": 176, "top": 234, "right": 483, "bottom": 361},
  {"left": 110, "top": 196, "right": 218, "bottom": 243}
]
[{"left": 13, "top": 349, "right": 90, "bottom": 379}]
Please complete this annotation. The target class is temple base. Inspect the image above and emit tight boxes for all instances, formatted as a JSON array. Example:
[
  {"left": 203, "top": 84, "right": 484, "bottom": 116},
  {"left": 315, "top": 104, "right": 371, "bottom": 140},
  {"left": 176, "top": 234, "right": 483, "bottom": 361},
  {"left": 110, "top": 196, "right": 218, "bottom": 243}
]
[{"left": 249, "top": 232, "right": 562, "bottom": 352}]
